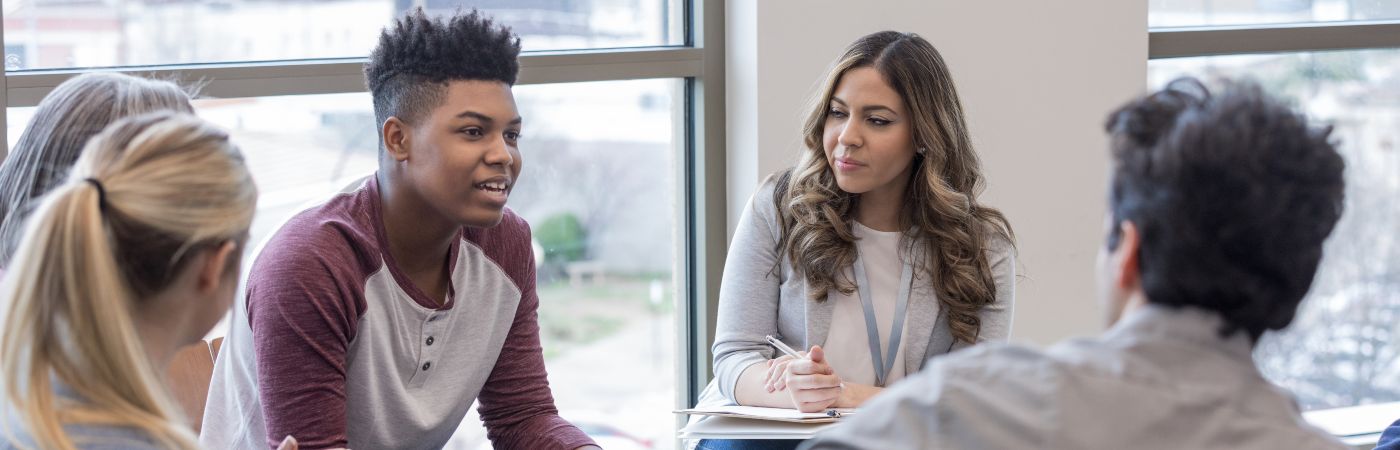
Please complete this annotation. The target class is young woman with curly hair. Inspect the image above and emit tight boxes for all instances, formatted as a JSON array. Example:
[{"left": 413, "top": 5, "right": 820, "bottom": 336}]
[{"left": 696, "top": 30, "right": 1017, "bottom": 450}]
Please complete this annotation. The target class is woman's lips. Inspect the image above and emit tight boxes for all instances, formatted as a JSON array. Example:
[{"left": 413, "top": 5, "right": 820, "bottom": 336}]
[{"left": 834, "top": 157, "right": 865, "bottom": 171}]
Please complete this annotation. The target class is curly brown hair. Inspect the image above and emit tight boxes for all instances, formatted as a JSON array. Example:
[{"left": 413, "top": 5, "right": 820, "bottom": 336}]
[{"left": 773, "top": 31, "right": 1013, "bottom": 344}]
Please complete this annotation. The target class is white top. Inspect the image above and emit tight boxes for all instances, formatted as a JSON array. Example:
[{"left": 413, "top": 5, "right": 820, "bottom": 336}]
[{"left": 823, "top": 221, "right": 926, "bottom": 386}]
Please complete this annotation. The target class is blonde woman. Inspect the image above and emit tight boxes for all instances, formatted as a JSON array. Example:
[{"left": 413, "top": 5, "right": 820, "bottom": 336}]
[
  {"left": 0, "top": 72, "right": 191, "bottom": 267},
  {"left": 697, "top": 31, "right": 1015, "bottom": 450},
  {"left": 0, "top": 112, "right": 284, "bottom": 450}
]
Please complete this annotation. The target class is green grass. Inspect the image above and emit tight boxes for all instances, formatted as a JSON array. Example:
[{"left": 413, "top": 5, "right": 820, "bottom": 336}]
[{"left": 536, "top": 275, "right": 675, "bottom": 360}]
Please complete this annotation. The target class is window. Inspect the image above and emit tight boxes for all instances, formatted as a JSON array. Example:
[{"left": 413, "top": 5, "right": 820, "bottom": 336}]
[
  {"left": 2, "top": 0, "right": 723, "bottom": 446},
  {"left": 1151, "top": 0, "right": 1400, "bottom": 27},
  {"left": 2, "top": 0, "right": 685, "bottom": 70},
  {"left": 1151, "top": 3, "right": 1400, "bottom": 426},
  {"left": 1150, "top": 50, "right": 1400, "bottom": 411}
]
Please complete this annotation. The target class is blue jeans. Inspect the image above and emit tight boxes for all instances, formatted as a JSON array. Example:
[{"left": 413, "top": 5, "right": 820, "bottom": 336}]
[
  {"left": 1377, "top": 418, "right": 1400, "bottom": 450},
  {"left": 695, "top": 439, "right": 804, "bottom": 450}
]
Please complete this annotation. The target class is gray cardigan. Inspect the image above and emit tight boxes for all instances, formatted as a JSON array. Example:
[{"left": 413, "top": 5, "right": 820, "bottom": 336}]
[{"left": 706, "top": 177, "right": 1016, "bottom": 405}]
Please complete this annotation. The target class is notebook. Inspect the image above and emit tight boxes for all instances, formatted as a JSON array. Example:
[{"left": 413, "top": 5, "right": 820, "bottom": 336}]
[
  {"left": 676, "top": 405, "right": 857, "bottom": 423},
  {"left": 678, "top": 416, "right": 839, "bottom": 440}
]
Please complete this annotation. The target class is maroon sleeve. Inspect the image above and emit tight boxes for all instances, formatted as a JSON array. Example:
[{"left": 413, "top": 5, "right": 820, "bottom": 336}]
[
  {"left": 247, "top": 222, "right": 366, "bottom": 450},
  {"left": 473, "top": 213, "right": 596, "bottom": 450}
]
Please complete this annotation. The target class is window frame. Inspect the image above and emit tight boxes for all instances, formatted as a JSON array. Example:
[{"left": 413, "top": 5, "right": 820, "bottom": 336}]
[
  {"left": 1150, "top": 19, "right": 1400, "bottom": 58},
  {"left": 13, "top": 0, "right": 1387, "bottom": 444},
  {"left": 1149, "top": 16, "right": 1400, "bottom": 447},
  {"left": 0, "top": 0, "right": 728, "bottom": 431}
]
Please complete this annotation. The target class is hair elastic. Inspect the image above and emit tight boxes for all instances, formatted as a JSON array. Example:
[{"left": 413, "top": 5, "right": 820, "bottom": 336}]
[{"left": 84, "top": 178, "right": 107, "bottom": 211}]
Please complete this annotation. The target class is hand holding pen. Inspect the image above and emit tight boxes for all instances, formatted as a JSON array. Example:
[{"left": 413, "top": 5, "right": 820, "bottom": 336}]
[
  {"left": 764, "top": 335, "right": 845, "bottom": 413},
  {"left": 762, "top": 335, "right": 805, "bottom": 393}
]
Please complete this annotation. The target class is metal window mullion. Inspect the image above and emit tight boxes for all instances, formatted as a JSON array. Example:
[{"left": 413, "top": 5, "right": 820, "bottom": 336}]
[
  {"left": 0, "top": 4, "right": 8, "bottom": 155},
  {"left": 671, "top": 0, "right": 724, "bottom": 441},
  {"left": 4, "top": 47, "right": 705, "bottom": 107},
  {"left": 1150, "top": 20, "right": 1400, "bottom": 59},
  {"left": 685, "top": 0, "right": 724, "bottom": 409}
]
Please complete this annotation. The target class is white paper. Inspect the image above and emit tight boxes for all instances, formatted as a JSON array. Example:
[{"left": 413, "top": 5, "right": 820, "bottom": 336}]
[
  {"left": 677, "top": 405, "right": 857, "bottom": 422},
  {"left": 678, "top": 416, "right": 838, "bottom": 440}
]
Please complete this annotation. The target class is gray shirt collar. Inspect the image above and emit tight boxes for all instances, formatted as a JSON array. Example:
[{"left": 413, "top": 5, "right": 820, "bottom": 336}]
[{"left": 1104, "top": 303, "right": 1255, "bottom": 361}]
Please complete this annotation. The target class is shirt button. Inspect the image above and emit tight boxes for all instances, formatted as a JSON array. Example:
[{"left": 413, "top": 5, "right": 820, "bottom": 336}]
[
  {"left": 422, "top": 362, "right": 432, "bottom": 371},
  {"left": 426, "top": 336, "right": 435, "bottom": 346}
]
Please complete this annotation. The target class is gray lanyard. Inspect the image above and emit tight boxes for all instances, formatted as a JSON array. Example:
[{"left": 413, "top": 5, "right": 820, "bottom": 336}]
[{"left": 851, "top": 246, "right": 913, "bottom": 388}]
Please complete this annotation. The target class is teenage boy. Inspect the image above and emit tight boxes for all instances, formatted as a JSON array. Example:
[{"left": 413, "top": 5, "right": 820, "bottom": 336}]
[
  {"left": 201, "top": 9, "right": 599, "bottom": 450},
  {"left": 801, "top": 79, "right": 1349, "bottom": 450}
]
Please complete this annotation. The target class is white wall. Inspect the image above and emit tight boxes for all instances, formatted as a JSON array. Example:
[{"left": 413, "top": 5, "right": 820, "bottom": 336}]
[{"left": 726, "top": 0, "right": 1148, "bottom": 346}]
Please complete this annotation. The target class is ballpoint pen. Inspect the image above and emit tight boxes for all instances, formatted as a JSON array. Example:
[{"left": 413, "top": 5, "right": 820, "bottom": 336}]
[
  {"left": 765, "top": 334, "right": 846, "bottom": 400},
  {"left": 765, "top": 334, "right": 801, "bottom": 358}
]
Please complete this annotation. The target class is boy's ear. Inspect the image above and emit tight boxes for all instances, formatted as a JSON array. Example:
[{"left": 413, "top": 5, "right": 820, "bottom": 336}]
[
  {"left": 383, "top": 117, "right": 411, "bottom": 162},
  {"left": 1114, "top": 220, "right": 1142, "bottom": 291}
]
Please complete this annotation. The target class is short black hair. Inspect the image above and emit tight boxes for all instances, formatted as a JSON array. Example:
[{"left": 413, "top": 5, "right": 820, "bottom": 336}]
[
  {"left": 1103, "top": 78, "right": 1346, "bottom": 340},
  {"left": 365, "top": 8, "right": 521, "bottom": 133}
]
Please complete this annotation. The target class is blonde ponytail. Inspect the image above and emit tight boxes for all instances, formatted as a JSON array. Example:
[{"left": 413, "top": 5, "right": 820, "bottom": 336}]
[{"left": 1, "top": 112, "right": 256, "bottom": 450}]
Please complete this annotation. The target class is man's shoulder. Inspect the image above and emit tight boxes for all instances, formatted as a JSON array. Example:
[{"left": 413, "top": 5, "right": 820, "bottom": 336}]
[
  {"left": 936, "top": 341, "right": 1067, "bottom": 377},
  {"left": 932, "top": 335, "right": 1142, "bottom": 392},
  {"left": 894, "top": 342, "right": 1068, "bottom": 411},
  {"left": 914, "top": 341, "right": 1092, "bottom": 411},
  {"left": 254, "top": 189, "right": 378, "bottom": 273},
  {"left": 245, "top": 188, "right": 383, "bottom": 309},
  {"left": 811, "top": 343, "right": 1062, "bottom": 449}
]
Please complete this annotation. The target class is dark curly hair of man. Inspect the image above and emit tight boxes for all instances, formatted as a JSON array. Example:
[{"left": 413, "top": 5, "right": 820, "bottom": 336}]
[
  {"left": 1103, "top": 77, "right": 1346, "bottom": 341},
  {"left": 364, "top": 8, "right": 521, "bottom": 135}
]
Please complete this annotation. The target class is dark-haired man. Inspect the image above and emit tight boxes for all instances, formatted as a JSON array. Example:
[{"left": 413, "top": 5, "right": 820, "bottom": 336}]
[
  {"left": 800, "top": 79, "right": 1349, "bottom": 450},
  {"left": 201, "top": 9, "right": 598, "bottom": 450}
]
